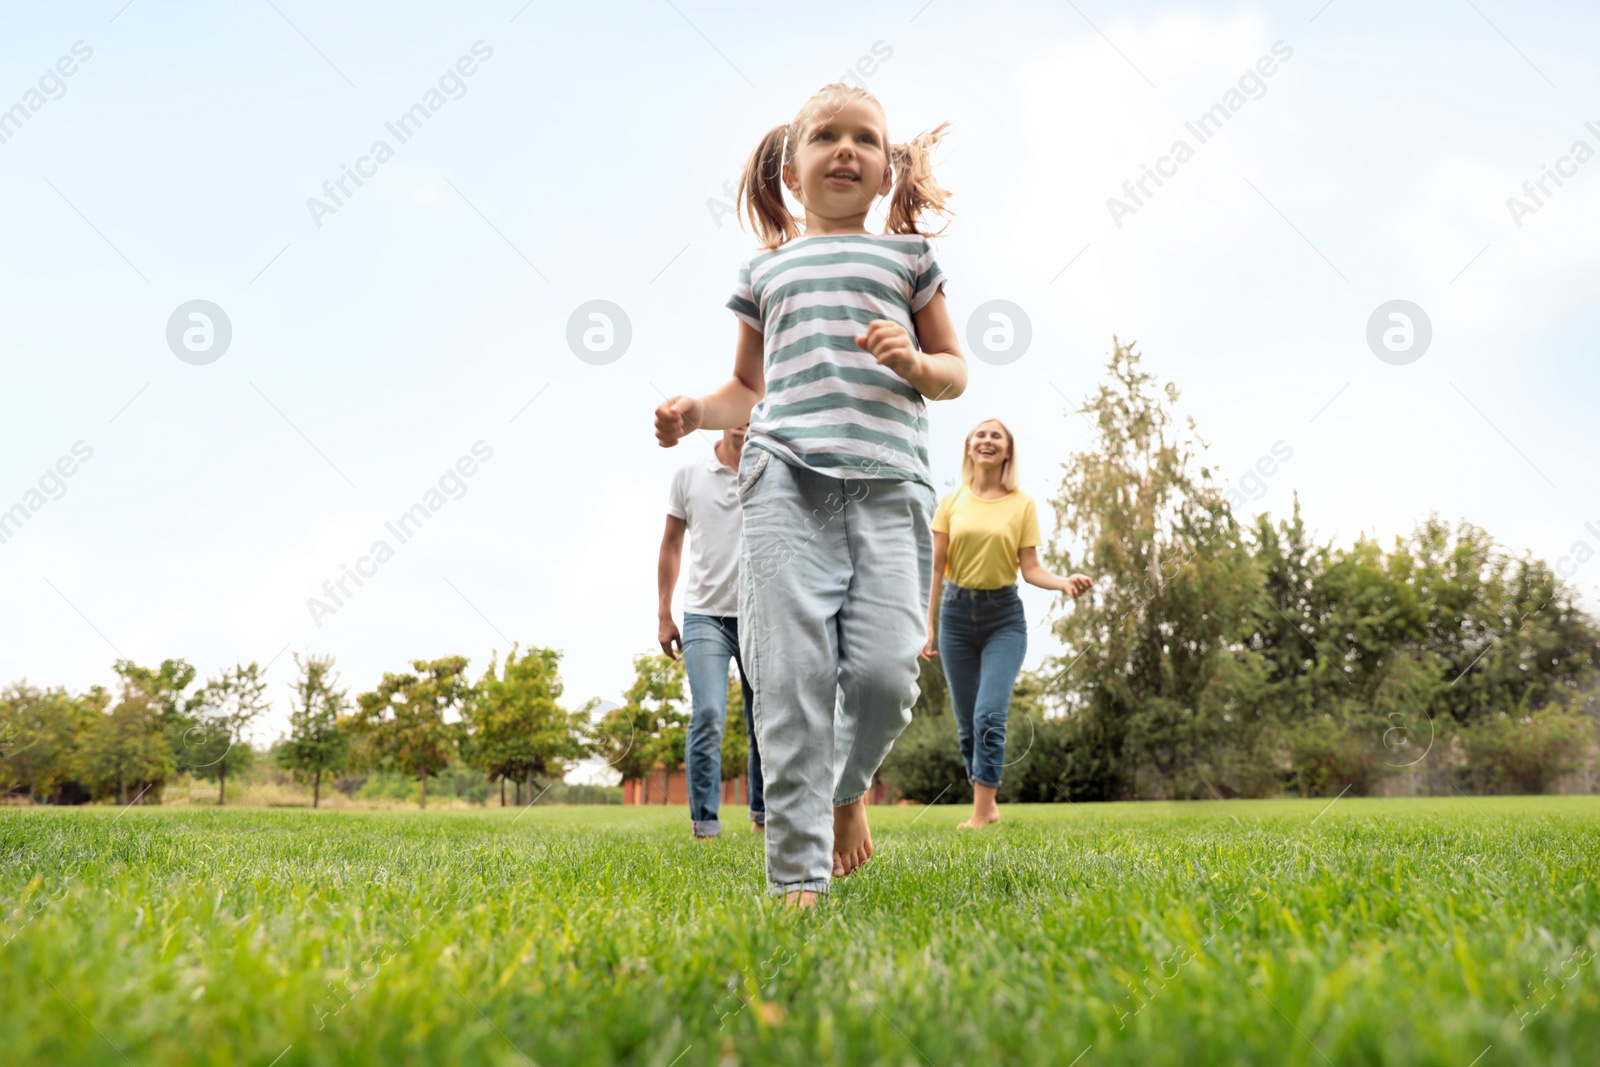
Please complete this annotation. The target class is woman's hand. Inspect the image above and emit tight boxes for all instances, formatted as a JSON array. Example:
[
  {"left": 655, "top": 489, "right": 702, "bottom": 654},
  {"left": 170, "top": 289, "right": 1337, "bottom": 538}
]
[
  {"left": 919, "top": 625, "right": 938, "bottom": 661},
  {"left": 654, "top": 395, "right": 704, "bottom": 447},
  {"left": 1064, "top": 573, "right": 1094, "bottom": 598}
]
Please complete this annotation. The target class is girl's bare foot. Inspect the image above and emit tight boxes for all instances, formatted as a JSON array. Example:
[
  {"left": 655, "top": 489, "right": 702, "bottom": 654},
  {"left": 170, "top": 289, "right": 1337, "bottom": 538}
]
[
  {"left": 783, "top": 890, "right": 819, "bottom": 908},
  {"left": 958, "top": 784, "right": 1001, "bottom": 829},
  {"left": 832, "top": 799, "right": 874, "bottom": 877},
  {"left": 751, "top": 822, "right": 765, "bottom": 834}
]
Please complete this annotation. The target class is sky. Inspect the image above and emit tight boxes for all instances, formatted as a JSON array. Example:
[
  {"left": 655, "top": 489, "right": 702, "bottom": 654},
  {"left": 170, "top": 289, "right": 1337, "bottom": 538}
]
[{"left": 3, "top": 0, "right": 1598, "bottom": 780}]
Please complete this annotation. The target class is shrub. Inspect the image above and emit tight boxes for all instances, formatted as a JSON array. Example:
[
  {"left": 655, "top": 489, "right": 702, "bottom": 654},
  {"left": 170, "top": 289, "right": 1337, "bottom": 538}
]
[
  {"left": 537, "top": 782, "right": 623, "bottom": 805},
  {"left": 1030, "top": 713, "right": 1131, "bottom": 803},
  {"left": 446, "top": 766, "right": 491, "bottom": 804},
  {"left": 1287, "top": 714, "right": 1394, "bottom": 797},
  {"left": 333, "top": 773, "right": 366, "bottom": 797},
  {"left": 357, "top": 773, "right": 421, "bottom": 803},
  {"left": 998, "top": 715, "right": 1078, "bottom": 803},
  {"left": 884, "top": 697, "right": 1109, "bottom": 804},
  {"left": 880, "top": 710, "right": 972, "bottom": 804},
  {"left": 1461, "top": 709, "right": 1593, "bottom": 794}
]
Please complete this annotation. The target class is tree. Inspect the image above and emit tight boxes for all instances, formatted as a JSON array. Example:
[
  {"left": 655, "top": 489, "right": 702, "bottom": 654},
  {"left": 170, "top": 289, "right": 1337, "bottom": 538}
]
[
  {"left": 1037, "top": 342, "right": 1600, "bottom": 801},
  {"left": 720, "top": 671, "right": 748, "bottom": 783},
  {"left": 193, "top": 663, "right": 269, "bottom": 805},
  {"left": 1, "top": 683, "right": 100, "bottom": 802},
  {"left": 77, "top": 687, "right": 174, "bottom": 804},
  {"left": 1390, "top": 517, "right": 1599, "bottom": 726},
  {"left": 1241, "top": 503, "right": 1419, "bottom": 796},
  {"left": 275, "top": 653, "right": 349, "bottom": 808},
  {"left": 1043, "top": 338, "right": 1258, "bottom": 799},
  {"left": 464, "top": 645, "right": 588, "bottom": 806},
  {"left": 596, "top": 654, "right": 686, "bottom": 802},
  {"left": 351, "top": 657, "right": 470, "bottom": 809},
  {"left": 1243, "top": 508, "right": 1600, "bottom": 794},
  {"left": 113, "top": 658, "right": 200, "bottom": 798}
]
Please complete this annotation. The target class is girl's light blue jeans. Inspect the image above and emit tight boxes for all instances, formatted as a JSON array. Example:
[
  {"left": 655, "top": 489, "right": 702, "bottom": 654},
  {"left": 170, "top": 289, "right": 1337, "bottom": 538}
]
[
  {"left": 936, "top": 580, "right": 1028, "bottom": 788},
  {"left": 682, "top": 613, "right": 763, "bottom": 836},
  {"left": 736, "top": 447, "right": 934, "bottom": 895}
]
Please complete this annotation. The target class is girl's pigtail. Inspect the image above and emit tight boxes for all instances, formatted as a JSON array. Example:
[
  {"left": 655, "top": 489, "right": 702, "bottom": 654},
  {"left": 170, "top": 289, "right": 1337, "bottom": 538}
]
[
  {"left": 885, "top": 122, "right": 954, "bottom": 237},
  {"left": 738, "top": 124, "right": 801, "bottom": 249}
]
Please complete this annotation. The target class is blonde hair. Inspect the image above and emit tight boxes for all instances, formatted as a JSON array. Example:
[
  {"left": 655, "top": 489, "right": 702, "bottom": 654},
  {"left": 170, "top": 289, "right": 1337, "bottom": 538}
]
[
  {"left": 736, "top": 84, "right": 953, "bottom": 250},
  {"left": 960, "top": 418, "right": 1019, "bottom": 493}
]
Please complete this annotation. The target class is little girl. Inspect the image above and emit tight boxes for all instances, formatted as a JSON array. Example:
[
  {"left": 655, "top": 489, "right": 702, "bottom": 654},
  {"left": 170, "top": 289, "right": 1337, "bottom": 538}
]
[{"left": 654, "top": 84, "right": 965, "bottom": 905}]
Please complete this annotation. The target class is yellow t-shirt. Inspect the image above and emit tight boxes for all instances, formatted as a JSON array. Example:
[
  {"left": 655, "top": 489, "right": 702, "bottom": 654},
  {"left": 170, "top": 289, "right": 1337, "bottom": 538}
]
[{"left": 931, "top": 485, "right": 1042, "bottom": 590}]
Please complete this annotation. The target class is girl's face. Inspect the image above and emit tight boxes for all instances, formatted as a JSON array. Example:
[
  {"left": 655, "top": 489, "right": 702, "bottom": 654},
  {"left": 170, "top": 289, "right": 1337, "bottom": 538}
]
[
  {"left": 784, "top": 98, "right": 893, "bottom": 227},
  {"left": 968, "top": 422, "right": 1011, "bottom": 469}
]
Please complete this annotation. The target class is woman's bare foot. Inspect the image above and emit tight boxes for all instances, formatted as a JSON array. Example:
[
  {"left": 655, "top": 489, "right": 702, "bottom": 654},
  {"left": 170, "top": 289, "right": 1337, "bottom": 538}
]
[
  {"left": 959, "top": 784, "right": 1001, "bottom": 829},
  {"left": 783, "top": 890, "right": 819, "bottom": 908},
  {"left": 751, "top": 821, "right": 765, "bottom": 834},
  {"left": 832, "top": 800, "right": 873, "bottom": 877}
]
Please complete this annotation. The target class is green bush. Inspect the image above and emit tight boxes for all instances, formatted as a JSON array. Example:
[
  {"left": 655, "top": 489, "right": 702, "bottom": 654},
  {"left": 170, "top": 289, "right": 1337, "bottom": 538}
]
[
  {"left": 446, "top": 766, "right": 492, "bottom": 804},
  {"left": 1287, "top": 714, "right": 1394, "bottom": 797},
  {"left": 332, "top": 773, "right": 366, "bottom": 797},
  {"left": 998, "top": 714, "right": 1074, "bottom": 803},
  {"left": 884, "top": 668, "right": 1125, "bottom": 805},
  {"left": 180, "top": 774, "right": 255, "bottom": 805},
  {"left": 537, "top": 781, "right": 623, "bottom": 805},
  {"left": 348, "top": 768, "right": 495, "bottom": 804},
  {"left": 356, "top": 773, "right": 421, "bottom": 802},
  {"left": 881, "top": 710, "right": 972, "bottom": 804},
  {"left": 1462, "top": 709, "right": 1593, "bottom": 794}
]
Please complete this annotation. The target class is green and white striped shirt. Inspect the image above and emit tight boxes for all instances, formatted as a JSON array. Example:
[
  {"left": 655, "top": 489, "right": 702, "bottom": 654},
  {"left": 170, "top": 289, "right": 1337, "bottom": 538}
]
[{"left": 727, "top": 233, "right": 947, "bottom": 486}]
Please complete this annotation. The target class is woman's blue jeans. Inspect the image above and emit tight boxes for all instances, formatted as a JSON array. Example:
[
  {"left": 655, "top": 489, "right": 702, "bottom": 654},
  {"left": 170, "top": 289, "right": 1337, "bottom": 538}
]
[
  {"left": 683, "top": 613, "right": 763, "bottom": 836},
  {"left": 936, "top": 580, "right": 1028, "bottom": 789}
]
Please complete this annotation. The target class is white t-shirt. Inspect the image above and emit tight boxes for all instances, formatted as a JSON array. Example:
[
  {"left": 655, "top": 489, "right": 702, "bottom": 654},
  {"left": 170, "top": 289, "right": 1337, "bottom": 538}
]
[{"left": 666, "top": 453, "right": 742, "bottom": 617}]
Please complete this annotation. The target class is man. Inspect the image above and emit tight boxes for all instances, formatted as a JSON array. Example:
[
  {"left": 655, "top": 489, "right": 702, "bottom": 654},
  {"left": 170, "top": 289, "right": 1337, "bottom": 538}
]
[{"left": 658, "top": 423, "right": 765, "bottom": 837}]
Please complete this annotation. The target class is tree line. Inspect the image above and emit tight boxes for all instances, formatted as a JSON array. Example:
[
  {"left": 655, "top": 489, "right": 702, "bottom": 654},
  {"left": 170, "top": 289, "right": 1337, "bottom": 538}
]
[
  {"left": 6, "top": 341, "right": 1596, "bottom": 807},
  {"left": 886, "top": 340, "right": 1600, "bottom": 801},
  {"left": 0, "top": 646, "right": 709, "bottom": 809}
]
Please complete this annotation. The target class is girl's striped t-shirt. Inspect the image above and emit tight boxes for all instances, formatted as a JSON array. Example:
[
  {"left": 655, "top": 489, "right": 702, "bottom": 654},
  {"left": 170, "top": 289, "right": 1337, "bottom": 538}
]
[{"left": 726, "top": 232, "right": 947, "bottom": 486}]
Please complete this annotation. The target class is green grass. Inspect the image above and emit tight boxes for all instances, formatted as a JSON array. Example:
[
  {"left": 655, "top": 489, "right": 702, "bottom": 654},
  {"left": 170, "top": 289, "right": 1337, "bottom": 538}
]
[{"left": 3, "top": 798, "right": 1597, "bottom": 1066}]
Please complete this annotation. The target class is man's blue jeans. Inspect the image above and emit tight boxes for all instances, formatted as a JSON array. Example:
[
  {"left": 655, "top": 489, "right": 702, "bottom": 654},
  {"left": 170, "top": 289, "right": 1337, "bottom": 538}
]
[
  {"left": 683, "top": 613, "right": 763, "bottom": 836},
  {"left": 936, "top": 580, "right": 1028, "bottom": 788}
]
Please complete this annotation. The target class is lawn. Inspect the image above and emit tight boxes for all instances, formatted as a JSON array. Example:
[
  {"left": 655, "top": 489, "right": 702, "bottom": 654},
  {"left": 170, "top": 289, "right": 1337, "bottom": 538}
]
[{"left": 2, "top": 798, "right": 1597, "bottom": 1066}]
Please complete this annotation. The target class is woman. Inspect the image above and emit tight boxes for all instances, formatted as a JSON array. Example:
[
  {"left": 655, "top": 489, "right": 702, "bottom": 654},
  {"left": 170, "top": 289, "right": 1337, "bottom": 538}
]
[{"left": 921, "top": 419, "right": 1094, "bottom": 828}]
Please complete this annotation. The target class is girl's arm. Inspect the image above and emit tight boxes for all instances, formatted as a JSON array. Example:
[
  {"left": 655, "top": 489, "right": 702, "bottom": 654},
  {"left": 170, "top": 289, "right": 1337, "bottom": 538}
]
[
  {"left": 856, "top": 290, "right": 967, "bottom": 401},
  {"left": 920, "top": 531, "right": 949, "bottom": 660},
  {"left": 1018, "top": 547, "right": 1093, "bottom": 598},
  {"left": 654, "top": 321, "right": 766, "bottom": 445}
]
